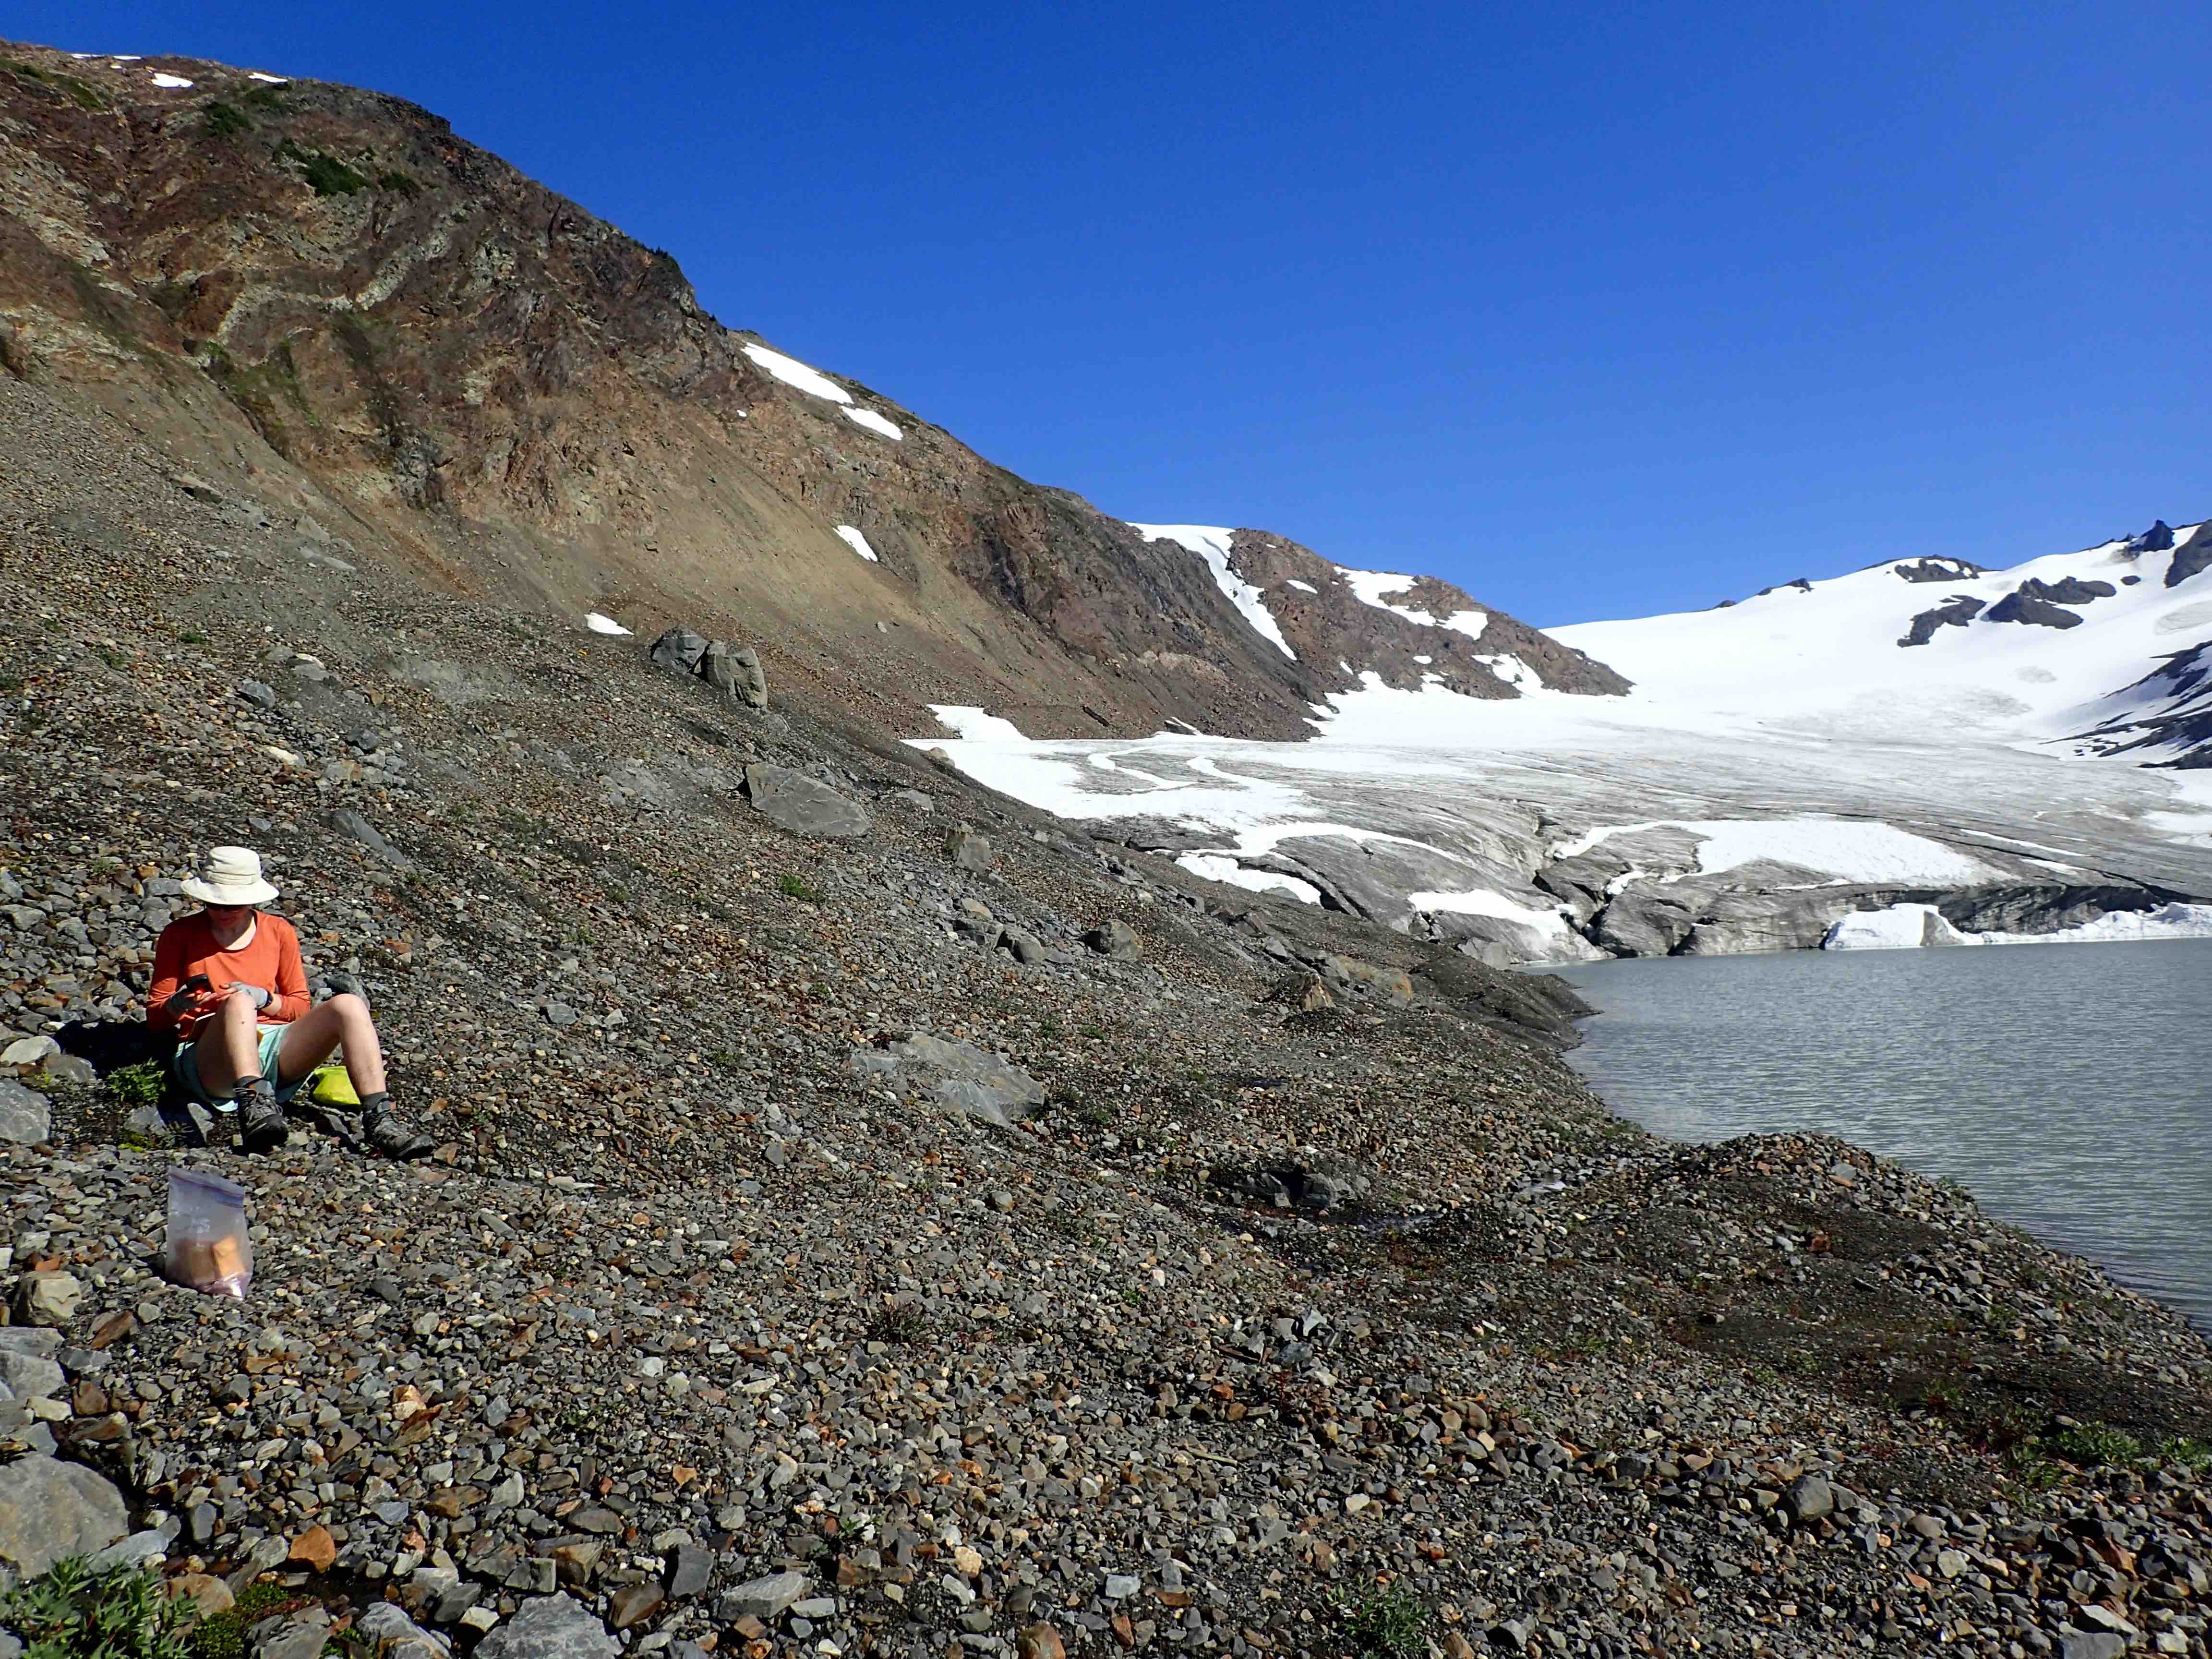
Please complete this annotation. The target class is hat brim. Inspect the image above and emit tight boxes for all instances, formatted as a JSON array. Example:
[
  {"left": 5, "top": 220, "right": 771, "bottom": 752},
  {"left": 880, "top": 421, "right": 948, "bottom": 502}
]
[{"left": 181, "top": 877, "right": 279, "bottom": 907}]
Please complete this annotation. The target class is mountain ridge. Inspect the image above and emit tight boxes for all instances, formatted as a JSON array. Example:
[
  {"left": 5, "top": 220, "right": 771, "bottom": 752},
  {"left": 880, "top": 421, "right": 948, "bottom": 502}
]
[{"left": 0, "top": 35, "right": 1621, "bottom": 749}]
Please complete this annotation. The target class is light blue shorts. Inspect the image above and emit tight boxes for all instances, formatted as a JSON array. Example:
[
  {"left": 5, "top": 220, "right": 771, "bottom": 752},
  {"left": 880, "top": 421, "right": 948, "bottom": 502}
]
[{"left": 173, "top": 1024, "right": 308, "bottom": 1111}]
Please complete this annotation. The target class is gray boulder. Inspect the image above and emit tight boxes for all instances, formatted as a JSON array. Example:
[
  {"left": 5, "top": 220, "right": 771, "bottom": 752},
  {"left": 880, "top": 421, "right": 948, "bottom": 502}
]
[
  {"left": 0, "top": 1455, "right": 129, "bottom": 1578},
  {"left": 848, "top": 1034, "right": 1045, "bottom": 1129},
  {"left": 474, "top": 1596, "right": 615, "bottom": 1659},
  {"left": 743, "top": 765, "right": 870, "bottom": 839},
  {"left": 1083, "top": 918, "right": 1140, "bottom": 959},
  {"left": 948, "top": 825, "right": 994, "bottom": 874},
  {"left": 727, "top": 645, "right": 768, "bottom": 710},
  {"left": 998, "top": 926, "right": 1048, "bottom": 966},
  {"left": 649, "top": 629, "right": 710, "bottom": 674},
  {"left": 0, "top": 1347, "right": 64, "bottom": 1401},
  {"left": 0, "top": 1080, "right": 49, "bottom": 1145},
  {"left": 329, "top": 808, "right": 407, "bottom": 866},
  {"left": 696, "top": 641, "right": 744, "bottom": 702},
  {"left": 714, "top": 1570, "right": 809, "bottom": 1623}
]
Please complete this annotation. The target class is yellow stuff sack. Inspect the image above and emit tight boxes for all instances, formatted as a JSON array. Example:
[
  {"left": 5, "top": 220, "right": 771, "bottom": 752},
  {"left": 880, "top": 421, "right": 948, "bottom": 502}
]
[{"left": 308, "top": 1064, "right": 360, "bottom": 1107}]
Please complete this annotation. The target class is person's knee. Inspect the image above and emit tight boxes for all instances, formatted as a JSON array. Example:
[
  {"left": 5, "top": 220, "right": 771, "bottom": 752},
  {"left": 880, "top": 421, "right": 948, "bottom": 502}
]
[
  {"left": 221, "top": 988, "right": 259, "bottom": 1021},
  {"left": 327, "top": 992, "right": 373, "bottom": 1026}
]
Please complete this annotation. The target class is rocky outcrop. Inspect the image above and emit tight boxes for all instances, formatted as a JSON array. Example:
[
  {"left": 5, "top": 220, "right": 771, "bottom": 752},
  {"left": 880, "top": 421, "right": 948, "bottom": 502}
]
[
  {"left": 1983, "top": 590, "right": 2083, "bottom": 629},
  {"left": 2169, "top": 521, "right": 2212, "bottom": 589},
  {"left": 2016, "top": 575, "right": 2116, "bottom": 606},
  {"left": 1898, "top": 594, "right": 1985, "bottom": 646},
  {"left": 1892, "top": 558, "right": 1984, "bottom": 583}
]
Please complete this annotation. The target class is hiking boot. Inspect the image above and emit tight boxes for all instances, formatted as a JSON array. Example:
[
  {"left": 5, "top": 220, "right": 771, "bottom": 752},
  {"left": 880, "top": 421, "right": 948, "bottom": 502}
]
[
  {"left": 237, "top": 1085, "right": 288, "bottom": 1154},
  {"left": 362, "top": 1102, "right": 434, "bottom": 1160}
]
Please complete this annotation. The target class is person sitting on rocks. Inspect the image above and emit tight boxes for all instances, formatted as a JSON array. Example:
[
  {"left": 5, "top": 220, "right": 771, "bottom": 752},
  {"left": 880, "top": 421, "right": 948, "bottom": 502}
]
[{"left": 148, "top": 846, "right": 433, "bottom": 1159}]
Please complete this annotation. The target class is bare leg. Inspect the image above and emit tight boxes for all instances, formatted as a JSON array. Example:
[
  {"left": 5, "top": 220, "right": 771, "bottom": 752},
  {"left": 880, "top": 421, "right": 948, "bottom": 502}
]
[
  {"left": 273, "top": 994, "right": 387, "bottom": 1094},
  {"left": 191, "top": 990, "right": 268, "bottom": 1098}
]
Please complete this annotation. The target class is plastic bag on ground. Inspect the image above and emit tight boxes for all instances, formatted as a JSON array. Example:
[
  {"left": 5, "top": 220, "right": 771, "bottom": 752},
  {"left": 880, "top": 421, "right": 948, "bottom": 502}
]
[{"left": 165, "top": 1168, "right": 252, "bottom": 1297}]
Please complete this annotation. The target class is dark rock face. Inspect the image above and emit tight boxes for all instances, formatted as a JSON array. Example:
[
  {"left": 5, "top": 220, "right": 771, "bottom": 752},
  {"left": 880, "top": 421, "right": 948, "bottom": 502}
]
[
  {"left": 2015, "top": 575, "right": 2116, "bottom": 606},
  {"left": 2169, "top": 521, "right": 2212, "bottom": 589},
  {"left": 1592, "top": 889, "right": 1698, "bottom": 957},
  {"left": 1892, "top": 558, "right": 1984, "bottom": 583},
  {"left": 2071, "top": 642, "right": 2212, "bottom": 768},
  {"left": 1898, "top": 595, "right": 1985, "bottom": 647},
  {"left": 2130, "top": 520, "right": 2177, "bottom": 553},
  {"left": 1982, "top": 591, "right": 2082, "bottom": 629}
]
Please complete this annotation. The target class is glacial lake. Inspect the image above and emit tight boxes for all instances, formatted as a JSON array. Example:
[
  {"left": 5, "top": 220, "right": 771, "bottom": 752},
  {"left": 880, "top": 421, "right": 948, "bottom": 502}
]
[{"left": 1547, "top": 938, "right": 2212, "bottom": 1330}]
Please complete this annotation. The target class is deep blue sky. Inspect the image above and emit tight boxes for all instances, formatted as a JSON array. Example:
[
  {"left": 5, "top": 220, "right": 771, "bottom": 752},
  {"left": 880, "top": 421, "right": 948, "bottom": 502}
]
[{"left": 12, "top": 2, "right": 2208, "bottom": 624}]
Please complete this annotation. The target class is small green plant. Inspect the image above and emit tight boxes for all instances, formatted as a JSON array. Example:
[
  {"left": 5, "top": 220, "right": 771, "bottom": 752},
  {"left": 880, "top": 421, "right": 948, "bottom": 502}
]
[
  {"left": 201, "top": 101, "right": 251, "bottom": 138},
  {"left": 1079, "top": 1023, "right": 1106, "bottom": 1040},
  {"left": 868, "top": 1305, "right": 929, "bottom": 1345},
  {"left": 375, "top": 170, "right": 421, "bottom": 197},
  {"left": 2159, "top": 1437, "right": 2212, "bottom": 1470},
  {"left": 2047, "top": 1423, "right": 2143, "bottom": 1468},
  {"left": 0, "top": 1555, "right": 193, "bottom": 1659},
  {"left": 188, "top": 1580, "right": 289, "bottom": 1659},
  {"left": 239, "top": 84, "right": 286, "bottom": 112},
  {"left": 1335, "top": 1582, "right": 1428, "bottom": 1659},
  {"left": 286, "top": 145, "right": 368, "bottom": 197},
  {"left": 105, "top": 1061, "right": 164, "bottom": 1110},
  {"left": 176, "top": 630, "right": 206, "bottom": 646},
  {"left": 777, "top": 873, "right": 820, "bottom": 902}
]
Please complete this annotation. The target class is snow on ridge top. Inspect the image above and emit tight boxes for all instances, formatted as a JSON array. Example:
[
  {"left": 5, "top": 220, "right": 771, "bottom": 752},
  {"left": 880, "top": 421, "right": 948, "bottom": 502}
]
[
  {"left": 741, "top": 342, "right": 851, "bottom": 404},
  {"left": 1130, "top": 525, "right": 1296, "bottom": 660},
  {"left": 1336, "top": 565, "right": 1489, "bottom": 641},
  {"left": 842, "top": 407, "right": 903, "bottom": 441},
  {"left": 835, "top": 525, "right": 879, "bottom": 562},
  {"left": 150, "top": 72, "right": 193, "bottom": 88}
]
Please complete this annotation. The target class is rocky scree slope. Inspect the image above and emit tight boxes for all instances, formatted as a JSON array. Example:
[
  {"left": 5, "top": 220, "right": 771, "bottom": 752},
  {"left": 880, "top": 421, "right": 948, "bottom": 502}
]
[
  {"left": 0, "top": 36, "right": 1620, "bottom": 752},
  {"left": 3, "top": 379, "right": 2212, "bottom": 1659}
]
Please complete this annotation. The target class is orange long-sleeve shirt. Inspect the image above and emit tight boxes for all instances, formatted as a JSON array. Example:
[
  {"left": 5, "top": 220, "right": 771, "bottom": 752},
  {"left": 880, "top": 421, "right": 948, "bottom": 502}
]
[{"left": 148, "top": 911, "right": 311, "bottom": 1037}]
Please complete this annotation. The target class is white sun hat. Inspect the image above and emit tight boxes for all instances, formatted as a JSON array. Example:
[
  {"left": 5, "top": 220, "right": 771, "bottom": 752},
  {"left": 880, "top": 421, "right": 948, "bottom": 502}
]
[{"left": 180, "top": 845, "right": 280, "bottom": 907}]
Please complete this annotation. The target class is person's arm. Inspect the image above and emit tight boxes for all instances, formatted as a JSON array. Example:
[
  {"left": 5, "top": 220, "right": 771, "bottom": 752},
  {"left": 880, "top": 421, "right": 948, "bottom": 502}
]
[
  {"left": 148, "top": 925, "right": 187, "bottom": 1031},
  {"left": 265, "top": 920, "right": 312, "bottom": 1024}
]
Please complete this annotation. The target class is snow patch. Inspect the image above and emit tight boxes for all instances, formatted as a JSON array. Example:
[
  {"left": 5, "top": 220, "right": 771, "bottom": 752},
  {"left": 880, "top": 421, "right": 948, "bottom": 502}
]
[
  {"left": 1175, "top": 854, "right": 1322, "bottom": 904},
  {"left": 1285, "top": 579, "right": 1317, "bottom": 593},
  {"left": 1409, "top": 886, "right": 1572, "bottom": 939},
  {"left": 842, "top": 407, "right": 903, "bottom": 441},
  {"left": 150, "top": 72, "right": 193, "bottom": 88},
  {"left": 1130, "top": 525, "right": 1296, "bottom": 660},
  {"left": 926, "top": 705, "right": 1029, "bottom": 743},
  {"left": 248, "top": 72, "right": 288, "bottom": 84},
  {"left": 1828, "top": 900, "right": 2212, "bottom": 949},
  {"left": 1823, "top": 904, "right": 1970, "bottom": 950},
  {"left": 583, "top": 612, "right": 632, "bottom": 636},
  {"left": 1556, "top": 818, "right": 1996, "bottom": 884},
  {"left": 1337, "top": 566, "right": 1489, "bottom": 639},
  {"left": 835, "top": 525, "right": 879, "bottom": 563},
  {"left": 741, "top": 343, "right": 851, "bottom": 404}
]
